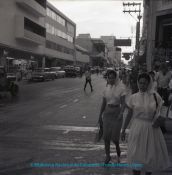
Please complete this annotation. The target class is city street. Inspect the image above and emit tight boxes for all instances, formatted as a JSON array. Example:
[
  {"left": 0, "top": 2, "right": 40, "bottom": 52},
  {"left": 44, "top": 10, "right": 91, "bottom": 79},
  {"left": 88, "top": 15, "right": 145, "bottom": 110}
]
[
  {"left": 0, "top": 75, "right": 172, "bottom": 175},
  {"left": 0, "top": 75, "right": 128, "bottom": 175}
]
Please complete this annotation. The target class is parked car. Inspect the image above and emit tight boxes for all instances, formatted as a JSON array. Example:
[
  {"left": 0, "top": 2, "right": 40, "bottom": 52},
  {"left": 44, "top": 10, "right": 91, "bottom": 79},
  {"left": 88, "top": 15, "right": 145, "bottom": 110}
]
[
  {"left": 64, "top": 65, "right": 77, "bottom": 77},
  {"left": 31, "top": 68, "right": 55, "bottom": 81},
  {"left": 0, "top": 66, "right": 19, "bottom": 97},
  {"left": 6, "top": 73, "right": 16, "bottom": 81},
  {"left": 44, "top": 68, "right": 56, "bottom": 80},
  {"left": 50, "top": 67, "right": 66, "bottom": 78},
  {"left": 74, "top": 66, "right": 81, "bottom": 76}
]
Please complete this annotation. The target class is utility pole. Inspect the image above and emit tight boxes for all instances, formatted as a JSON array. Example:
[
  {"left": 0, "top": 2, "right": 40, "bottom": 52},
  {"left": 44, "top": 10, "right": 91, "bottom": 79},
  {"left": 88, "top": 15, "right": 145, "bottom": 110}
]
[{"left": 123, "top": 2, "right": 142, "bottom": 66}]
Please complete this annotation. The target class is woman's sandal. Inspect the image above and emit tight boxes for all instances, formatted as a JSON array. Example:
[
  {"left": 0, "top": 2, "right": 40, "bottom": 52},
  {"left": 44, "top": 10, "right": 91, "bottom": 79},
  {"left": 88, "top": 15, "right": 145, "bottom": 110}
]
[{"left": 104, "top": 156, "right": 111, "bottom": 164}]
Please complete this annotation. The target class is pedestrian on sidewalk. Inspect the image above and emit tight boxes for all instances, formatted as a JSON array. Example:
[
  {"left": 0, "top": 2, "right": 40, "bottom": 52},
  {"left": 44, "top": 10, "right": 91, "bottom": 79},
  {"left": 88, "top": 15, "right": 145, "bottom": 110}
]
[
  {"left": 98, "top": 70, "right": 126, "bottom": 164},
  {"left": 121, "top": 73, "right": 170, "bottom": 175},
  {"left": 156, "top": 63, "right": 171, "bottom": 133},
  {"left": 149, "top": 71, "right": 158, "bottom": 92},
  {"left": 84, "top": 67, "right": 93, "bottom": 92}
]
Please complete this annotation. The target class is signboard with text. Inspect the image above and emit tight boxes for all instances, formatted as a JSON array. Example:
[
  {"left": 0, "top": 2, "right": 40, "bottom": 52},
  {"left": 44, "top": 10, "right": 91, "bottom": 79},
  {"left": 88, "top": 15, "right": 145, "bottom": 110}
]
[{"left": 114, "top": 39, "right": 131, "bottom": 46}]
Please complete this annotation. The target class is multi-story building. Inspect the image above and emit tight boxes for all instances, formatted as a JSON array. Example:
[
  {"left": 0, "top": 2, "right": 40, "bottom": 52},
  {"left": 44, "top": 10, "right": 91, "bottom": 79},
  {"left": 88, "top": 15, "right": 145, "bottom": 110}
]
[
  {"left": 76, "top": 34, "right": 106, "bottom": 67},
  {"left": 101, "top": 36, "right": 121, "bottom": 67},
  {"left": 45, "top": 2, "right": 76, "bottom": 67},
  {"left": 143, "top": 0, "right": 172, "bottom": 70},
  {"left": 0, "top": 0, "right": 77, "bottom": 71},
  {"left": 0, "top": 0, "right": 46, "bottom": 69},
  {"left": 75, "top": 44, "right": 89, "bottom": 66}
]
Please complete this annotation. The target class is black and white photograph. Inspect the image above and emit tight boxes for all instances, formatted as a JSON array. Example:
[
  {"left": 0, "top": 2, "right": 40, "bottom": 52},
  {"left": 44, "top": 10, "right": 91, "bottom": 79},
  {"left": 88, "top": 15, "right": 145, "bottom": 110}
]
[{"left": 0, "top": 0, "right": 172, "bottom": 174}]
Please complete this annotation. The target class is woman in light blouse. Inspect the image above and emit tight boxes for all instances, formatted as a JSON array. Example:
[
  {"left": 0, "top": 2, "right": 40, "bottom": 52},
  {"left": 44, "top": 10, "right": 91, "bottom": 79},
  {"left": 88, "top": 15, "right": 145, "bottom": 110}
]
[
  {"left": 121, "top": 73, "right": 170, "bottom": 175},
  {"left": 98, "top": 70, "right": 126, "bottom": 164}
]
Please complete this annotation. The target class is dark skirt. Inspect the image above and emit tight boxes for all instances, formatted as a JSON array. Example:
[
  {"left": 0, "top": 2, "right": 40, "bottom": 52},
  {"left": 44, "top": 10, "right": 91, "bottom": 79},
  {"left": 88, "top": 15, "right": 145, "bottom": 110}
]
[{"left": 102, "top": 106, "right": 122, "bottom": 142}]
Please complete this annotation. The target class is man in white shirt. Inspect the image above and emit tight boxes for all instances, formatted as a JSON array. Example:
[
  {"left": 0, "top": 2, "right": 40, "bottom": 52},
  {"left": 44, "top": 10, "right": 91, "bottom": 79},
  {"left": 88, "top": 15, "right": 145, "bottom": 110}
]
[{"left": 84, "top": 68, "right": 93, "bottom": 92}]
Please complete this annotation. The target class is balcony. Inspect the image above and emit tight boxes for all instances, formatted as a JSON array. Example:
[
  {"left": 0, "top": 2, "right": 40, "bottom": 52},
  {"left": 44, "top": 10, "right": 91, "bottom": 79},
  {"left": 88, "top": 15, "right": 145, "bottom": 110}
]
[
  {"left": 16, "top": 0, "right": 46, "bottom": 17},
  {"left": 15, "top": 16, "right": 45, "bottom": 45}
]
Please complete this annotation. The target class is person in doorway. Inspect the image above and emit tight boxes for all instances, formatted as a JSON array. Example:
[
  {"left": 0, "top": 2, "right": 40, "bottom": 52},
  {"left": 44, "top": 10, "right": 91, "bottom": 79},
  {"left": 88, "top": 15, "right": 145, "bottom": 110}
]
[
  {"left": 98, "top": 70, "right": 126, "bottom": 164},
  {"left": 84, "top": 67, "right": 93, "bottom": 92},
  {"left": 121, "top": 73, "right": 170, "bottom": 175}
]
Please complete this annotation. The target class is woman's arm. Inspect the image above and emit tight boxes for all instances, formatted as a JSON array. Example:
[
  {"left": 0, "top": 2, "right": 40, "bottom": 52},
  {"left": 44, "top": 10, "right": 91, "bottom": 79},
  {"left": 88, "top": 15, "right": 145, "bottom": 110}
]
[
  {"left": 121, "top": 107, "right": 133, "bottom": 141},
  {"left": 98, "top": 97, "right": 106, "bottom": 124},
  {"left": 118, "top": 95, "right": 126, "bottom": 119},
  {"left": 122, "top": 107, "right": 133, "bottom": 131}
]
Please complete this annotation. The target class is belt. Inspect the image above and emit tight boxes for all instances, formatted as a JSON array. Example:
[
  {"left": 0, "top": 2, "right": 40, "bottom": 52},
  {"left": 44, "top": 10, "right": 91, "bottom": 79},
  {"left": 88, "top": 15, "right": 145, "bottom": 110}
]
[{"left": 107, "top": 104, "right": 120, "bottom": 108}]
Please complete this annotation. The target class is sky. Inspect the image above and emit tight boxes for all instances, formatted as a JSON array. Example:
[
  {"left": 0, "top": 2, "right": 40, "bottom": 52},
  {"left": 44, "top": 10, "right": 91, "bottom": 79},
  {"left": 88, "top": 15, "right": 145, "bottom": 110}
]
[{"left": 48, "top": 0, "right": 143, "bottom": 61}]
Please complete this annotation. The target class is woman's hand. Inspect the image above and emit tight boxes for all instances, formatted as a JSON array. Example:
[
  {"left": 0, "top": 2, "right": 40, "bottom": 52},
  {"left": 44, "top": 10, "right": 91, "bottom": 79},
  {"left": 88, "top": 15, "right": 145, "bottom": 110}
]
[
  {"left": 121, "top": 130, "right": 126, "bottom": 141},
  {"left": 117, "top": 113, "right": 123, "bottom": 121}
]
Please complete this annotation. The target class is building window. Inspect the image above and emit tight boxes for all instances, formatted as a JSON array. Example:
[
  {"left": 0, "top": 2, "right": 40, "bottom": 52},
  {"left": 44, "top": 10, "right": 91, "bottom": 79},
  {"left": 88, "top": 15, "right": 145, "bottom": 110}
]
[
  {"left": 67, "top": 22, "right": 75, "bottom": 37},
  {"left": 46, "top": 23, "right": 74, "bottom": 43},
  {"left": 24, "top": 18, "right": 46, "bottom": 37},
  {"left": 46, "top": 8, "right": 66, "bottom": 26},
  {"left": 34, "top": 0, "right": 46, "bottom": 8},
  {"left": 46, "top": 40, "right": 74, "bottom": 55}
]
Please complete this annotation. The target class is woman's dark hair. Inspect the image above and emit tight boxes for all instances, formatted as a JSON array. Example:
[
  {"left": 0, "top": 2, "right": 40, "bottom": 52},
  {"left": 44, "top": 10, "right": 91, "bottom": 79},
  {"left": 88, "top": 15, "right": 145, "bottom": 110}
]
[
  {"left": 107, "top": 70, "right": 117, "bottom": 78},
  {"left": 138, "top": 73, "right": 151, "bottom": 83},
  {"left": 149, "top": 71, "right": 155, "bottom": 76}
]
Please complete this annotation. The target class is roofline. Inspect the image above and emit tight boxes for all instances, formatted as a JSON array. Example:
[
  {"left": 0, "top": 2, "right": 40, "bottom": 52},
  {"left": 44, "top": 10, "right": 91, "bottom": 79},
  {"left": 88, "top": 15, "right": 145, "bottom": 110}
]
[{"left": 47, "top": 1, "right": 76, "bottom": 27}]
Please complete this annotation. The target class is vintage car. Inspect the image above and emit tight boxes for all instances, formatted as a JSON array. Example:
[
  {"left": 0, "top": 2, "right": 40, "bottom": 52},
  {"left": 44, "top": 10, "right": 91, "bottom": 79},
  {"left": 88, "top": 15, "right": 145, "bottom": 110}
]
[
  {"left": 64, "top": 65, "right": 77, "bottom": 77},
  {"left": 31, "top": 68, "right": 55, "bottom": 81},
  {"left": 44, "top": 68, "right": 56, "bottom": 79},
  {"left": 6, "top": 73, "right": 17, "bottom": 81},
  {"left": 50, "top": 67, "right": 66, "bottom": 78},
  {"left": 0, "top": 66, "right": 19, "bottom": 97}
]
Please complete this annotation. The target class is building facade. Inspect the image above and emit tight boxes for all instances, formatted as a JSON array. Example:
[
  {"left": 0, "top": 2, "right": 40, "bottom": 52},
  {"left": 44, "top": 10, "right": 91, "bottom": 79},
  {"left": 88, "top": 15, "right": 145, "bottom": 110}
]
[
  {"left": 101, "top": 36, "right": 121, "bottom": 67},
  {"left": 0, "top": 0, "right": 77, "bottom": 72},
  {"left": 45, "top": 2, "right": 76, "bottom": 67},
  {"left": 75, "top": 44, "right": 89, "bottom": 66},
  {"left": 76, "top": 34, "right": 107, "bottom": 67},
  {"left": 0, "top": 0, "right": 46, "bottom": 70},
  {"left": 143, "top": 0, "right": 172, "bottom": 70}
]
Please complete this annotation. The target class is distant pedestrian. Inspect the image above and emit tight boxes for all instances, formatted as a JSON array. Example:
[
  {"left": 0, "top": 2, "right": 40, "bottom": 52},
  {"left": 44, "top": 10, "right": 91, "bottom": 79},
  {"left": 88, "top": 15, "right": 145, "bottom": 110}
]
[
  {"left": 149, "top": 71, "right": 158, "bottom": 92},
  {"left": 129, "top": 67, "right": 139, "bottom": 94},
  {"left": 98, "top": 70, "right": 126, "bottom": 164},
  {"left": 121, "top": 73, "right": 170, "bottom": 175},
  {"left": 96, "top": 67, "right": 99, "bottom": 75},
  {"left": 157, "top": 63, "right": 171, "bottom": 133},
  {"left": 84, "top": 68, "right": 93, "bottom": 92},
  {"left": 157, "top": 63, "right": 171, "bottom": 106}
]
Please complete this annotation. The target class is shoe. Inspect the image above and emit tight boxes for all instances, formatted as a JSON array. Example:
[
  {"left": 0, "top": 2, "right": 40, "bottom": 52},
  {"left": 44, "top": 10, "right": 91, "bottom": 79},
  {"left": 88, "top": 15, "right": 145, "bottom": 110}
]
[{"left": 104, "top": 156, "right": 111, "bottom": 164}]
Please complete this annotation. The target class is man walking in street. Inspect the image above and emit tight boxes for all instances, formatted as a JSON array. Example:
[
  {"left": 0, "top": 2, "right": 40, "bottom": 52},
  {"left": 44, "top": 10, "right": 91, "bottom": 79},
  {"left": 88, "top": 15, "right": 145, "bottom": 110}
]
[{"left": 84, "top": 67, "right": 93, "bottom": 92}]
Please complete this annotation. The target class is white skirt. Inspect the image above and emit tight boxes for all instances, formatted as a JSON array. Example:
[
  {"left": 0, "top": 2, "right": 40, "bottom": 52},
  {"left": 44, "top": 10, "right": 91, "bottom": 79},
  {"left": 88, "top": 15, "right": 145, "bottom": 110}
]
[{"left": 127, "top": 118, "right": 170, "bottom": 172}]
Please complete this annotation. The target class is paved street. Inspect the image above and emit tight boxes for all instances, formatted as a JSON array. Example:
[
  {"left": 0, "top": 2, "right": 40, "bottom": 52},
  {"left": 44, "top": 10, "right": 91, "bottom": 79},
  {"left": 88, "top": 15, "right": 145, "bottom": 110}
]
[{"left": 0, "top": 75, "right": 172, "bottom": 175}]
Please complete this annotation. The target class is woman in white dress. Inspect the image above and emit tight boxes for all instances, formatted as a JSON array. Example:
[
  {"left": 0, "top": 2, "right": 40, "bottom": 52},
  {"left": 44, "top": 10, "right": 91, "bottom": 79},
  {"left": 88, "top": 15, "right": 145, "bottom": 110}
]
[
  {"left": 121, "top": 73, "right": 170, "bottom": 175},
  {"left": 98, "top": 70, "right": 126, "bottom": 164}
]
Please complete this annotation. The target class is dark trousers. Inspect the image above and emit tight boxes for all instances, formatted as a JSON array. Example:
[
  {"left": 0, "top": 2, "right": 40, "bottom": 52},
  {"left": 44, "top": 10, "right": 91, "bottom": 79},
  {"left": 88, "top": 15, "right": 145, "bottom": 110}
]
[
  {"left": 158, "top": 88, "right": 169, "bottom": 106},
  {"left": 84, "top": 79, "right": 93, "bottom": 91},
  {"left": 157, "top": 88, "right": 169, "bottom": 133}
]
